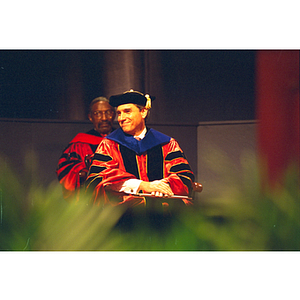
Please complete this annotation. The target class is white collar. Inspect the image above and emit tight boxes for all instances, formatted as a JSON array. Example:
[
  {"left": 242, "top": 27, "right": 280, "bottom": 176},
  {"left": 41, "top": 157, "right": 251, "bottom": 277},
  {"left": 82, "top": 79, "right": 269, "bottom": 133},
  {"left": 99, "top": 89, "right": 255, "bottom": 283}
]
[{"left": 134, "top": 127, "right": 147, "bottom": 140}]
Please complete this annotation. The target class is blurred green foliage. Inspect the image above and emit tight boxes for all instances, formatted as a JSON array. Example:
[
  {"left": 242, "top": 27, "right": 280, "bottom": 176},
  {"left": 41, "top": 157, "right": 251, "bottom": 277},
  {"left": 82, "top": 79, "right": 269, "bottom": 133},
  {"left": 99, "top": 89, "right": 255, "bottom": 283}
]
[{"left": 0, "top": 149, "right": 299, "bottom": 251}]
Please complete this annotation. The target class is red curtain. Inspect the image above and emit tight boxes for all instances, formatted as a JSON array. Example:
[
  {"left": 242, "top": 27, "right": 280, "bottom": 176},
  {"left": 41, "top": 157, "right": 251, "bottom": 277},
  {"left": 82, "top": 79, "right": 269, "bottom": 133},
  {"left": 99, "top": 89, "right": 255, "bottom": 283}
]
[{"left": 256, "top": 50, "right": 299, "bottom": 188}]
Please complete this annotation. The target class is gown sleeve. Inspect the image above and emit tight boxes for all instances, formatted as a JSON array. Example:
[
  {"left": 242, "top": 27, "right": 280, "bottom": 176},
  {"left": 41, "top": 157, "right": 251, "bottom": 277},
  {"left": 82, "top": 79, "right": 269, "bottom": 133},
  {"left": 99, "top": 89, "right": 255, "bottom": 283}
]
[
  {"left": 85, "top": 139, "right": 139, "bottom": 205},
  {"left": 56, "top": 142, "right": 94, "bottom": 200},
  {"left": 163, "top": 139, "right": 195, "bottom": 204}
]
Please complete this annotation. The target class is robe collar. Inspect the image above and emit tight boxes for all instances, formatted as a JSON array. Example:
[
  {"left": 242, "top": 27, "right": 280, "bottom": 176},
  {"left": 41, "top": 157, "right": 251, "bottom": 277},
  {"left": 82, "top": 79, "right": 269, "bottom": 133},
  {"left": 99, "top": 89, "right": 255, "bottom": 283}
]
[{"left": 106, "top": 127, "right": 171, "bottom": 155}]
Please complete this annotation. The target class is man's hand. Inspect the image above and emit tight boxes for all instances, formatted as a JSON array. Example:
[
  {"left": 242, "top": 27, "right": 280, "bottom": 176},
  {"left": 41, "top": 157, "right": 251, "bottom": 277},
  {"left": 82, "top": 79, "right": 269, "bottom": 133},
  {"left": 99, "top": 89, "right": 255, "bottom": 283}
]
[{"left": 138, "top": 179, "right": 174, "bottom": 197}]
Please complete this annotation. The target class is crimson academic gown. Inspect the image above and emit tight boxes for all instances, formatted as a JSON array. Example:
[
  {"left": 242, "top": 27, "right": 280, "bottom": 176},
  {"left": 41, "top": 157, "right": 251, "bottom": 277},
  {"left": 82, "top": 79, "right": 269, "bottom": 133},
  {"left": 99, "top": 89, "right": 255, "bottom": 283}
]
[
  {"left": 85, "top": 127, "right": 195, "bottom": 207},
  {"left": 56, "top": 129, "right": 106, "bottom": 200}
]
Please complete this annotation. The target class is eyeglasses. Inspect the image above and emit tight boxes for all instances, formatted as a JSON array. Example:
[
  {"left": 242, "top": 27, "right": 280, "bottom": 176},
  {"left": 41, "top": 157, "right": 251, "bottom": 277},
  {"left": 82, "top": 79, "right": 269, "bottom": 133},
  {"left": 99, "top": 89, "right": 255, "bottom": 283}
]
[{"left": 92, "top": 110, "right": 114, "bottom": 118}]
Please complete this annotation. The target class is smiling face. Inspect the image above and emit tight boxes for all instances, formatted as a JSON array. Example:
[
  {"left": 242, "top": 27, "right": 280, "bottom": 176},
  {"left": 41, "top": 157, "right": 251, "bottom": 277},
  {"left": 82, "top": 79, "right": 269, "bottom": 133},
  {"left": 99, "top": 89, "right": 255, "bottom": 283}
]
[
  {"left": 88, "top": 101, "right": 116, "bottom": 135},
  {"left": 116, "top": 103, "right": 148, "bottom": 136}
]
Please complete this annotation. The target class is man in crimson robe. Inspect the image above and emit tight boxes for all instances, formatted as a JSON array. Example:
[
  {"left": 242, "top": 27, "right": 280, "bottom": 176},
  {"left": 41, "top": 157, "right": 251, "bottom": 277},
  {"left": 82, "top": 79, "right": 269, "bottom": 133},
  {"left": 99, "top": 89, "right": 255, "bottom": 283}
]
[
  {"left": 56, "top": 97, "right": 116, "bottom": 201},
  {"left": 85, "top": 90, "right": 195, "bottom": 209}
]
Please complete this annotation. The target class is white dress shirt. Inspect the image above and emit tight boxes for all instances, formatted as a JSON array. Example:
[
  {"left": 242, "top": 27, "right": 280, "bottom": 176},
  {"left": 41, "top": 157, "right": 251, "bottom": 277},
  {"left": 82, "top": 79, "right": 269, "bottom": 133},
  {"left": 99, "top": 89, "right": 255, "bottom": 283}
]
[{"left": 119, "top": 127, "right": 147, "bottom": 194}]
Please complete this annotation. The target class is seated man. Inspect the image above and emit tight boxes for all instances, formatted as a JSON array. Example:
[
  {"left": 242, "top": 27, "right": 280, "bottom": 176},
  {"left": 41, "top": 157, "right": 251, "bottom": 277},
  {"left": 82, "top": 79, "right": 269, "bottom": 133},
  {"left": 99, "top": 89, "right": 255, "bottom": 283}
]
[
  {"left": 56, "top": 97, "right": 116, "bottom": 201},
  {"left": 85, "top": 90, "right": 195, "bottom": 208}
]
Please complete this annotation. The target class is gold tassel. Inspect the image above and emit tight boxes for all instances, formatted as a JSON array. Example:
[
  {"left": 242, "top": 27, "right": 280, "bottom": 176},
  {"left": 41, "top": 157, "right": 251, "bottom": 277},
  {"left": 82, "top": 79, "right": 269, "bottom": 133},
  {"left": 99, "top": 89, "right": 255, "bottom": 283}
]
[{"left": 145, "top": 94, "right": 151, "bottom": 109}]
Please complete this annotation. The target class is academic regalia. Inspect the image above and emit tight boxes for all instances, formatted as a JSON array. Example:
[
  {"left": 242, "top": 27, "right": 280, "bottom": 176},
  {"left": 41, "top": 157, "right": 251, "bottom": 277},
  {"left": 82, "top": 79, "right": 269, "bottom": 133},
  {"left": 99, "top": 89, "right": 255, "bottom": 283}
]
[
  {"left": 56, "top": 129, "right": 106, "bottom": 200},
  {"left": 85, "top": 127, "right": 195, "bottom": 207}
]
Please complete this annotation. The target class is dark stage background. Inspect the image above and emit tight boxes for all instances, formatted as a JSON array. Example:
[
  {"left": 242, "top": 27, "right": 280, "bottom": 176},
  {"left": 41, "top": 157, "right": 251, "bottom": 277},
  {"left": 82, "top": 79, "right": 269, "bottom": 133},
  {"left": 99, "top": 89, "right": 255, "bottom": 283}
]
[
  {"left": 0, "top": 50, "right": 256, "bottom": 123},
  {"left": 0, "top": 50, "right": 258, "bottom": 191}
]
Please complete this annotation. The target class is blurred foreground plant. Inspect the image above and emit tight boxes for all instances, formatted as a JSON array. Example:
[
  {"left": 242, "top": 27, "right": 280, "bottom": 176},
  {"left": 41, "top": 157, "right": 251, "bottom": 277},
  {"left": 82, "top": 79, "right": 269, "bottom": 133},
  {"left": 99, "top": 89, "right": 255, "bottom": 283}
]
[
  {"left": 0, "top": 153, "right": 125, "bottom": 250},
  {"left": 0, "top": 149, "right": 299, "bottom": 251},
  {"left": 181, "top": 148, "right": 300, "bottom": 250}
]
